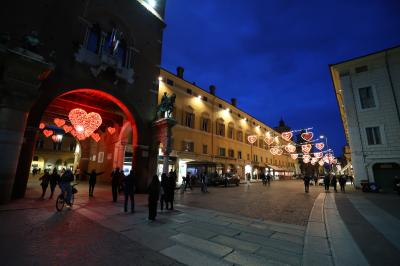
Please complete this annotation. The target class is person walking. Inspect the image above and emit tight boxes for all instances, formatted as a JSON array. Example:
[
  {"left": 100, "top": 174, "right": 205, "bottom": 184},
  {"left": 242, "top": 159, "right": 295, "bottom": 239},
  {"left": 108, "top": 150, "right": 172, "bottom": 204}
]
[
  {"left": 148, "top": 175, "right": 160, "bottom": 221},
  {"left": 324, "top": 174, "right": 330, "bottom": 192},
  {"left": 49, "top": 168, "right": 60, "bottom": 199},
  {"left": 160, "top": 173, "right": 168, "bottom": 210},
  {"left": 304, "top": 175, "right": 311, "bottom": 193},
  {"left": 331, "top": 175, "right": 338, "bottom": 192},
  {"left": 111, "top": 167, "right": 121, "bottom": 202},
  {"left": 261, "top": 172, "right": 267, "bottom": 186},
  {"left": 266, "top": 173, "right": 272, "bottom": 186},
  {"left": 39, "top": 170, "right": 50, "bottom": 199},
  {"left": 339, "top": 175, "right": 346, "bottom": 192},
  {"left": 85, "top": 169, "right": 104, "bottom": 197},
  {"left": 185, "top": 172, "right": 192, "bottom": 191},
  {"left": 313, "top": 176, "right": 318, "bottom": 187},
  {"left": 168, "top": 170, "right": 177, "bottom": 209},
  {"left": 74, "top": 168, "right": 81, "bottom": 182},
  {"left": 123, "top": 169, "right": 136, "bottom": 213}
]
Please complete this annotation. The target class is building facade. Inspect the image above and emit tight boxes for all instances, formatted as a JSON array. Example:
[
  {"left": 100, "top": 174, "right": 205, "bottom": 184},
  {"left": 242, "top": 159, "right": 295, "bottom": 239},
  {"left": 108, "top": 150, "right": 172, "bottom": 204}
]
[
  {"left": 0, "top": 0, "right": 166, "bottom": 203},
  {"left": 158, "top": 68, "right": 297, "bottom": 184},
  {"left": 330, "top": 45, "right": 400, "bottom": 189}
]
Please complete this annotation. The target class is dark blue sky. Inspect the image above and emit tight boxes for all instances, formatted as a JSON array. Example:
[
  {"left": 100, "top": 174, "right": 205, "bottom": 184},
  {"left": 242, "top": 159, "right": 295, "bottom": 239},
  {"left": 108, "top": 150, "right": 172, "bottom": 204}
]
[{"left": 161, "top": 0, "right": 400, "bottom": 155}]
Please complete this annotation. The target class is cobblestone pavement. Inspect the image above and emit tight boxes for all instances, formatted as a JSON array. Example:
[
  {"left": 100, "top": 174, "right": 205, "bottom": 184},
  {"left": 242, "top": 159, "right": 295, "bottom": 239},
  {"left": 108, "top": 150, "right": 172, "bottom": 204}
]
[
  {"left": 175, "top": 180, "right": 324, "bottom": 226},
  {"left": 1, "top": 179, "right": 399, "bottom": 265}
]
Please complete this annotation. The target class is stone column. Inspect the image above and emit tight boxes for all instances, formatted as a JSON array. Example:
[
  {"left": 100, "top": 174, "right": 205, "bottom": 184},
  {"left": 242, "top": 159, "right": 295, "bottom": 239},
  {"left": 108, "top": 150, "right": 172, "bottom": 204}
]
[{"left": 152, "top": 118, "right": 177, "bottom": 174}]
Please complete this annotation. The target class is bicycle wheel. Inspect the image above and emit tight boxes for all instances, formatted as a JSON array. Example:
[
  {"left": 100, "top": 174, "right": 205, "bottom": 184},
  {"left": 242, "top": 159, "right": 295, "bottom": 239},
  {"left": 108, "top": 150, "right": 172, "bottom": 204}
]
[{"left": 56, "top": 194, "right": 65, "bottom": 211}]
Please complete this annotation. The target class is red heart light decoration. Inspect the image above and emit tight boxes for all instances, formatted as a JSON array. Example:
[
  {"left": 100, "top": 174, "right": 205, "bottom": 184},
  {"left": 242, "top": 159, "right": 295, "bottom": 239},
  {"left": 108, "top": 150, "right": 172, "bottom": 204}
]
[
  {"left": 281, "top": 131, "right": 293, "bottom": 141},
  {"left": 302, "top": 144, "right": 312, "bottom": 153},
  {"left": 91, "top": 133, "right": 101, "bottom": 142},
  {"left": 54, "top": 118, "right": 65, "bottom": 127},
  {"left": 68, "top": 108, "right": 102, "bottom": 138},
  {"left": 284, "top": 144, "right": 296, "bottom": 153},
  {"left": 39, "top": 122, "right": 45, "bottom": 129},
  {"left": 63, "top": 125, "right": 73, "bottom": 133},
  {"left": 301, "top": 132, "right": 314, "bottom": 141},
  {"left": 247, "top": 135, "right": 258, "bottom": 144},
  {"left": 291, "top": 154, "right": 298, "bottom": 160},
  {"left": 314, "top": 152, "right": 323, "bottom": 158},
  {"left": 264, "top": 137, "right": 274, "bottom": 145},
  {"left": 43, "top": 129, "right": 53, "bottom": 138},
  {"left": 70, "top": 129, "right": 77, "bottom": 137},
  {"left": 76, "top": 133, "right": 86, "bottom": 141},
  {"left": 315, "top": 142, "right": 324, "bottom": 150},
  {"left": 107, "top": 127, "right": 116, "bottom": 135}
]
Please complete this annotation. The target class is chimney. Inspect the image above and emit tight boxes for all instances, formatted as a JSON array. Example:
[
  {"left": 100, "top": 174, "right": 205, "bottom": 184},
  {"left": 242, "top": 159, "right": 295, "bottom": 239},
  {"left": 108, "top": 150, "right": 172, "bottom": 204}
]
[
  {"left": 231, "top": 98, "right": 237, "bottom": 107},
  {"left": 177, "top": 66, "right": 184, "bottom": 79},
  {"left": 209, "top": 85, "right": 216, "bottom": 95}
]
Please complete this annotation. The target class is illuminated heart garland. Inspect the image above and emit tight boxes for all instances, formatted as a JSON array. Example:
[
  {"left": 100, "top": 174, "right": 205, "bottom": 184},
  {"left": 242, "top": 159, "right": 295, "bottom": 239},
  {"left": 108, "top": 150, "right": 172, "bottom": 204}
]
[
  {"left": 107, "top": 127, "right": 116, "bottom": 135},
  {"left": 291, "top": 154, "right": 298, "bottom": 160},
  {"left": 301, "top": 132, "right": 314, "bottom": 141},
  {"left": 43, "top": 129, "right": 53, "bottom": 138},
  {"left": 301, "top": 144, "right": 312, "bottom": 154},
  {"left": 315, "top": 142, "right": 324, "bottom": 150},
  {"left": 270, "top": 147, "right": 283, "bottom": 156},
  {"left": 264, "top": 137, "right": 274, "bottom": 145},
  {"left": 314, "top": 152, "right": 323, "bottom": 159},
  {"left": 63, "top": 125, "right": 73, "bottom": 133},
  {"left": 39, "top": 123, "right": 45, "bottom": 129},
  {"left": 247, "top": 135, "right": 258, "bottom": 144},
  {"left": 54, "top": 118, "right": 65, "bottom": 127},
  {"left": 91, "top": 133, "right": 101, "bottom": 142},
  {"left": 284, "top": 144, "right": 296, "bottom": 153},
  {"left": 281, "top": 131, "right": 293, "bottom": 141},
  {"left": 68, "top": 108, "right": 102, "bottom": 139}
]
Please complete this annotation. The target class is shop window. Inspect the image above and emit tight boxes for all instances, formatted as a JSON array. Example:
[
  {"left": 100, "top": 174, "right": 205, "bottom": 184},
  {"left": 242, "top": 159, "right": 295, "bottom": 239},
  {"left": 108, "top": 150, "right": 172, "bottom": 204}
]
[{"left": 219, "top": 147, "right": 226, "bottom": 157}]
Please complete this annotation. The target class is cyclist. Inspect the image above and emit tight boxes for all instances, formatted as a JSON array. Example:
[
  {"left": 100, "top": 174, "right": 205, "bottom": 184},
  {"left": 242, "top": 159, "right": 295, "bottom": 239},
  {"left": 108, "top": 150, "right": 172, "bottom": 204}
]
[{"left": 60, "top": 169, "right": 74, "bottom": 206}]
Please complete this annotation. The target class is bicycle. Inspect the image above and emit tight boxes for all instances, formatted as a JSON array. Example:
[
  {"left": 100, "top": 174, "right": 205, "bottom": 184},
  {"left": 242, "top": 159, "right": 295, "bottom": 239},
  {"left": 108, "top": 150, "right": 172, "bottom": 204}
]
[{"left": 56, "top": 183, "right": 78, "bottom": 211}]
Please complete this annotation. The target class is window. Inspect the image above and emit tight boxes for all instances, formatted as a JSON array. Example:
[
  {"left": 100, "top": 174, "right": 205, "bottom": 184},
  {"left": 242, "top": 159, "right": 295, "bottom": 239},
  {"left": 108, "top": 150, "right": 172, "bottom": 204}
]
[
  {"left": 358, "top": 86, "right": 376, "bottom": 109},
  {"left": 366, "top": 127, "right": 382, "bottom": 145},
  {"left": 228, "top": 126, "right": 234, "bottom": 139},
  {"left": 355, "top": 65, "right": 368, "bottom": 73},
  {"left": 202, "top": 144, "right": 208, "bottom": 154},
  {"left": 182, "top": 141, "right": 194, "bottom": 152},
  {"left": 237, "top": 131, "right": 243, "bottom": 142},
  {"left": 186, "top": 88, "right": 192, "bottom": 95},
  {"left": 219, "top": 147, "right": 226, "bottom": 157},
  {"left": 228, "top": 149, "right": 234, "bottom": 158},
  {"left": 184, "top": 112, "right": 195, "bottom": 128},
  {"left": 201, "top": 117, "right": 210, "bottom": 132},
  {"left": 203, "top": 96, "right": 208, "bottom": 102},
  {"left": 86, "top": 24, "right": 101, "bottom": 53},
  {"left": 218, "top": 104, "right": 223, "bottom": 109},
  {"left": 216, "top": 121, "right": 225, "bottom": 136},
  {"left": 166, "top": 79, "right": 174, "bottom": 86},
  {"left": 247, "top": 154, "right": 250, "bottom": 160},
  {"left": 238, "top": 151, "right": 242, "bottom": 159}
]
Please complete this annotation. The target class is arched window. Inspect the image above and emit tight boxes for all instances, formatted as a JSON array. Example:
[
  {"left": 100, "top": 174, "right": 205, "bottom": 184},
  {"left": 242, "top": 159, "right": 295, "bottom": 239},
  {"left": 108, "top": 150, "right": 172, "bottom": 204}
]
[
  {"left": 228, "top": 122, "right": 235, "bottom": 139},
  {"left": 183, "top": 106, "right": 195, "bottom": 128},
  {"left": 216, "top": 118, "right": 225, "bottom": 137},
  {"left": 200, "top": 112, "right": 210, "bottom": 132},
  {"left": 237, "top": 127, "right": 243, "bottom": 142}
]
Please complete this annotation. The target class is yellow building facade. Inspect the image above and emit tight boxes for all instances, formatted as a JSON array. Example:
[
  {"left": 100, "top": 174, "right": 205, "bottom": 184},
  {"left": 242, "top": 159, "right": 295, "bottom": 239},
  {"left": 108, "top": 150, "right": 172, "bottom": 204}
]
[{"left": 158, "top": 68, "right": 297, "bottom": 184}]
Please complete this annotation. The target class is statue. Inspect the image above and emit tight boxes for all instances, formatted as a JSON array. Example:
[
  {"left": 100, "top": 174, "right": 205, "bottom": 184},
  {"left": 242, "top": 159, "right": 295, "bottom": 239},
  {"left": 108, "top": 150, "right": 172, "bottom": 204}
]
[{"left": 157, "top": 93, "right": 176, "bottom": 119}]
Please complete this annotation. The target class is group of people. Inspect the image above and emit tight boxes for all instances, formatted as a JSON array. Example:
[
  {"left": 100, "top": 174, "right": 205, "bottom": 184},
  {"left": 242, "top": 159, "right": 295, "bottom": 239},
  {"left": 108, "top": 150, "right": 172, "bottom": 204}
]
[
  {"left": 261, "top": 173, "right": 272, "bottom": 186},
  {"left": 38, "top": 168, "right": 75, "bottom": 205},
  {"left": 303, "top": 174, "right": 349, "bottom": 193}
]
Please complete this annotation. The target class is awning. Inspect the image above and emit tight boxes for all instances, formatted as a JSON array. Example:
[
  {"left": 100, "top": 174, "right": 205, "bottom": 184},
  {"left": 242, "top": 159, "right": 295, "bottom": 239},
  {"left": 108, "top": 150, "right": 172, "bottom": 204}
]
[{"left": 266, "top": 165, "right": 287, "bottom": 171}]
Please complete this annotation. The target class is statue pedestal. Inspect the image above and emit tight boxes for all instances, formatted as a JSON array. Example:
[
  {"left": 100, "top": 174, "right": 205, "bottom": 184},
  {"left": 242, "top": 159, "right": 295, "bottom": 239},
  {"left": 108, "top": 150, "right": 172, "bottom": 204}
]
[{"left": 152, "top": 118, "right": 177, "bottom": 174}]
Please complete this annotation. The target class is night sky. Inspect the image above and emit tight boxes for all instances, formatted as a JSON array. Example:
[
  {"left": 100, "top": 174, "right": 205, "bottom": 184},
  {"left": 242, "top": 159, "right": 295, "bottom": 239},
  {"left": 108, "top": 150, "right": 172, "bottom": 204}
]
[{"left": 161, "top": 0, "right": 400, "bottom": 156}]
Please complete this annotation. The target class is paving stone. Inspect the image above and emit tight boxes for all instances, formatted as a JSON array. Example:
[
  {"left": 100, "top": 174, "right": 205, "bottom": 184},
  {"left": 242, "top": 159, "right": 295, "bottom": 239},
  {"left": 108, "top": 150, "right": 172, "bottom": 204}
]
[
  {"left": 236, "top": 232, "right": 303, "bottom": 254},
  {"left": 306, "top": 221, "right": 326, "bottom": 238},
  {"left": 210, "top": 235, "right": 261, "bottom": 253},
  {"left": 179, "top": 213, "right": 231, "bottom": 226},
  {"left": 256, "top": 246, "right": 302, "bottom": 266},
  {"left": 268, "top": 225, "right": 305, "bottom": 237},
  {"left": 161, "top": 245, "right": 230, "bottom": 266},
  {"left": 189, "top": 221, "right": 241, "bottom": 237},
  {"left": 217, "top": 215, "right": 253, "bottom": 225},
  {"left": 303, "top": 236, "right": 330, "bottom": 255},
  {"left": 229, "top": 223, "right": 275, "bottom": 237},
  {"left": 224, "top": 250, "right": 288, "bottom": 266},
  {"left": 175, "top": 224, "right": 218, "bottom": 239},
  {"left": 302, "top": 253, "right": 334, "bottom": 266},
  {"left": 260, "top": 220, "right": 306, "bottom": 232},
  {"left": 270, "top": 232, "right": 304, "bottom": 245},
  {"left": 169, "top": 215, "right": 192, "bottom": 224},
  {"left": 122, "top": 227, "right": 178, "bottom": 251},
  {"left": 170, "top": 233, "right": 233, "bottom": 257}
]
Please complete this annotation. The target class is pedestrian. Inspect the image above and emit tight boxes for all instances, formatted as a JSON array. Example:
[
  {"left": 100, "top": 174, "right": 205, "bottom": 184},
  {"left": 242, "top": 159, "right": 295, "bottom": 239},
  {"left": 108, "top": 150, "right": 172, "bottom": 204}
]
[
  {"left": 246, "top": 173, "right": 251, "bottom": 187},
  {"left": 111, "top": 167, "right": 121, "bottom": 202},
  {"left": 123, "top": 169, "right": 136, "bottom": 213},
  {"left": 304, "top": 175, "right": 310, "bottom": 193},
  {"left": 313, "top": 176, "right": 318, "bottom": 187},
  {"left": 267, "top": 173, "right": 272, "bottom": 186},
  {"left": 85, "top": 169, "right": 104, "bottom": 197},
  {"left": 168, "top": 170, "right": 177, "bottom": 209},
  {"left": 160, "top": 173, "right": 168, "bottom": 210},
  {"left": 202, "top": 173, "right": 208, "bottom": 193},
  {"left": 74, "top": 167, "right": 80, "bottom": 182},
  {"left": 349, "top": 175, "right": 354, "bottom": 185},
  {"left": 261, "top": 172, "right": 267, "bottom": 186},
  {"left": 49, "top": 168, "right": 60, "bottom": 199},
  {"left": 148, "top": 175, "right": 160, "bottom": 221},
  {"left": 60, "top": 169, "right": 74, "bottom": 206},
  {"left": 331, "top": 175, "right": 338, "bottom": 192},
  {"left": 39, "top": 170, "right": 50, "bottom": 199},
  {"left": 324, "top": 174, "right": 330, "bottom": 192},
  {"left": 184, "top": 172, "right": 192, "bottom": 191},
  {"left": 339, "top": 175, "right": 346, "bottom": 192}
]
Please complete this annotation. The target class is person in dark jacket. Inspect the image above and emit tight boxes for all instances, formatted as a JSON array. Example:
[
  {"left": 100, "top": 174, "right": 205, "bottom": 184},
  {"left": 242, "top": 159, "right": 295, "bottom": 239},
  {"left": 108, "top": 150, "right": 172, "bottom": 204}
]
[
  {"left": 111, "top": 168, "right": 121, "bottom": 202},
  {"left": 324, "top": 174, "right": 330, "bottom": 192},
  {"left": 304, "top": 175, "right": 311, "bottom": 193},
  {"left": 148, "top": 175, "right": 160, "bottom": 220},
  {"left": 331, "top": 175, "right": 338, "bottom": 192},
  {"left": 49, "top": 168, "right": 60, "bottom": 199},
  {"left": 39, "top": 170, "right": 50, "bottom": 199},
  {"left": 339, "top": 175, "right": 346, "bottom": 192},
  {"left": 160, "top": 173, "right": 168, "bottom": 210},
  {"left": 123, "top": 169, "right": 136, "bottom": 213},
  {"left": 313, "top": 176, "right": 318, "bottom": 187},
  {"left": 167, "top": 170, "right": 177, "bottom": 210},
  {"left": 85, "top": 169, "right": 104, "bottom": 197}
]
